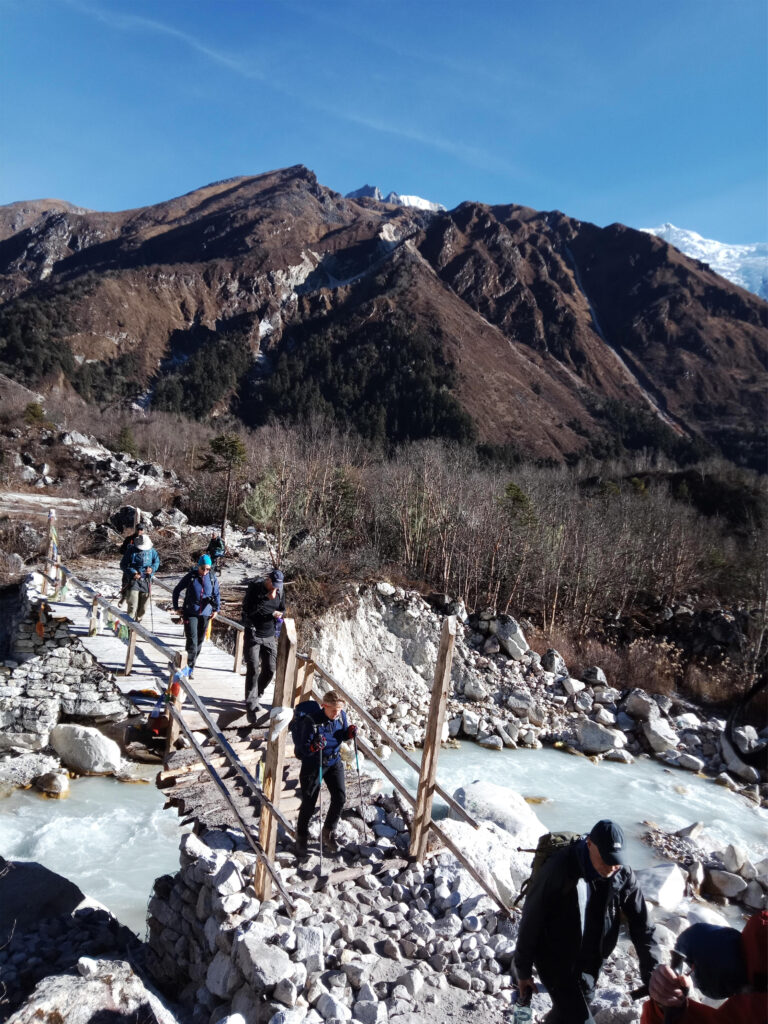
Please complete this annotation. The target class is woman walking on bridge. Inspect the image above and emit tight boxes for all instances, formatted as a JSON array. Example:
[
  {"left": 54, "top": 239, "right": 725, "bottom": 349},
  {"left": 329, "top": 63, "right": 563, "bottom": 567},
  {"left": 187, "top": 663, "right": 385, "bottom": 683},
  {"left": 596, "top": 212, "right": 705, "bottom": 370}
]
[{"left": 172, "top": 555, "right": 220, "bottom": 679}]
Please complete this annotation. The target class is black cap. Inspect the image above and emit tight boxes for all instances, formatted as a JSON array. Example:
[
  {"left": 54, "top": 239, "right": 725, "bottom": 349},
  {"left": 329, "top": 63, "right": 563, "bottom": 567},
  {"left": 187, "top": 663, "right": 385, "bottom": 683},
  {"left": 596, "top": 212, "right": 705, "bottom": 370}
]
[
  {"left": 270, "top": 569, "right": 284, "bottom": 584},
  {"left": 589, "top": 820, "right": 626, "bottom": 865}
]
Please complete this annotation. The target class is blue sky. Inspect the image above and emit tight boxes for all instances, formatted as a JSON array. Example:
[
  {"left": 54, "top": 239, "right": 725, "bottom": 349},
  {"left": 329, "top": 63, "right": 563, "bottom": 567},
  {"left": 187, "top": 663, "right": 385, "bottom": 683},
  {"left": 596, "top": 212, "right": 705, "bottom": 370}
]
[{"left": 2, "top": 0, "right": 766, "bottom": 243}]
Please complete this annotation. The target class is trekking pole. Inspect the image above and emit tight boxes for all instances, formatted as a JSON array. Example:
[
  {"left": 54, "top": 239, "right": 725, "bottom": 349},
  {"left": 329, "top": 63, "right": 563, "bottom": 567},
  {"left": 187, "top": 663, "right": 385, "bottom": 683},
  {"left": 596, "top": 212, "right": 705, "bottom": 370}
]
[
  {"left": 353, "top": 733, "right": 367, "bottom": 843},
  {"left": 318, "top": 749, "right": 324, "bottom": 875},
  {"left": 148, "top": 576, "right": 154, "bottom": 633}
]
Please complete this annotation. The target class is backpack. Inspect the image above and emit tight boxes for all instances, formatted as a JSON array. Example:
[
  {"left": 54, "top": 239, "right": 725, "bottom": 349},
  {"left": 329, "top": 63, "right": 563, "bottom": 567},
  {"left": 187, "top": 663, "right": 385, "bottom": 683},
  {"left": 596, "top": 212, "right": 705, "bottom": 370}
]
[
  {"left": 514, "top": 831, "right": 581, "bottom": 906},
  {"left": 289, "top": 701, "right": 318, "bottom": 750}
]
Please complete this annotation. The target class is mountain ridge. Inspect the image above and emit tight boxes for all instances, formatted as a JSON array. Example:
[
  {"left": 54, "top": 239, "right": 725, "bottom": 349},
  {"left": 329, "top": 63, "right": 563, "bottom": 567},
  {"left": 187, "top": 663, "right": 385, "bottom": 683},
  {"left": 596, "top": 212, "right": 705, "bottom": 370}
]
[{"left": 0, "top": 165, "right": 765, "bottom": 467}]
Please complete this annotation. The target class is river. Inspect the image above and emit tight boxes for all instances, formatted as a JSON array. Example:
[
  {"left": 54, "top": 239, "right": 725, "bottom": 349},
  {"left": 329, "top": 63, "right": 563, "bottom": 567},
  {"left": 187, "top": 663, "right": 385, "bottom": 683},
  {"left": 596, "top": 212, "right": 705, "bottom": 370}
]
[{"left": 1, "top": 745, "right": 765, "bottom": 936}]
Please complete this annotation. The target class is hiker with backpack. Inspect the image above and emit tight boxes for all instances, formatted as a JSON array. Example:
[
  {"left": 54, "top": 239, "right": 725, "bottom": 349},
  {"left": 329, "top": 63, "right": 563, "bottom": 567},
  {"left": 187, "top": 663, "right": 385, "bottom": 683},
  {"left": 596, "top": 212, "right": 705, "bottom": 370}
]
[
  {"left": 172, "top": 555, "right": 220, "bottom": 679},
  {"left": 513, "top": 820, "right": 658, "bottom": 1023},
  {"left": 119, "top": 533, "right": 160, "bottom": 622},
  {"left": 241, "top": 568, "right": 285, "bottom": 719},
  {"left": 206, "top": 533, "right": 226, "bottom": 574},
  {"left": 291, "top": 690, "right": 357, "bottom": 857}
]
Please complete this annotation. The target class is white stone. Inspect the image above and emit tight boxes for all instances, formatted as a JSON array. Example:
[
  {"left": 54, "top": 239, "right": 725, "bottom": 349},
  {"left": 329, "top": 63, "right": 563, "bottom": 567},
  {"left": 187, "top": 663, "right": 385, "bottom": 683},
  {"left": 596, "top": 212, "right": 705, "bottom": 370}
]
[
  {"left": 705, "top": 869, "right": 748, "bottom": 898},
  {"left": 562, "top": 677, "right": 586, "bottom": 696},
  {"left": 722, "top": 843, "right": 747, "bottom": 873},
  {"left": 635, "top": 864, "right": 687, "bottom": 910},
  {"left": 206, "top": 950, "right": 242, "bottom": 998},
  {"left": 316, "top": 993, "right": 352, "bottom": 1020},
  {"left": 576, "top": 718, "right": 622, "bottom": 754},
  {"left": 641, "top": 717, "right": 679, "bottom": 753},
  {"left": 49, "top": 724, "right": 122, "bottom": 774}
]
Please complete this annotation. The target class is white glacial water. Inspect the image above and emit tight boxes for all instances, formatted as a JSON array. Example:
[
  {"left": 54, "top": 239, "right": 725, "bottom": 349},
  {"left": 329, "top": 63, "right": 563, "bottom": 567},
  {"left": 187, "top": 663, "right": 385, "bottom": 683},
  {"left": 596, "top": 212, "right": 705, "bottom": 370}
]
[
  {"left": 0, "top": 768, "right": 187, "bottom": 937},
  {"left": 1, "top": 746, "right": 765, "bottom": 938}
]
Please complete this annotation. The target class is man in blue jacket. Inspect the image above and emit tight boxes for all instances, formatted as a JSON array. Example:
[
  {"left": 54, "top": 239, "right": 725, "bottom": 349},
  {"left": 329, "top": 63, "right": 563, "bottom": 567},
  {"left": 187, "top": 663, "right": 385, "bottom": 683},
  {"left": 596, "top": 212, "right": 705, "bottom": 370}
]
[
  {"left": 172, "top": 555, "right": 221, "bottom": 679},
  {"left": 292, "top": 690, "right": 357, "bottom": 856}
]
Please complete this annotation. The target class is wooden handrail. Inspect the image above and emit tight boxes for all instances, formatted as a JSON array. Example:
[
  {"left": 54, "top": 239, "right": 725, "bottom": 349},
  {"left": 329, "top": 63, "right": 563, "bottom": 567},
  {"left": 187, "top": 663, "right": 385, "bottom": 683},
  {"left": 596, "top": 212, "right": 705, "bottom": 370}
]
[
  {"left": 151, "top": 576, "right": 244, "bottom": 632},
  {"left": 299, "top": 656, "right": 477, "bottom": 828}
]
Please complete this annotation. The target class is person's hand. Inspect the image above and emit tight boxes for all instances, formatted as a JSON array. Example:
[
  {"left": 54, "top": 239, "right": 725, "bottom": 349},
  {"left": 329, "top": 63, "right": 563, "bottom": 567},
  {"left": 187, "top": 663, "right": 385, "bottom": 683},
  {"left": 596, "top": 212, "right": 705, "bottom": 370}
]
[
  {"left": 516, "top": 977, "right": 536, "bottom": 1004},
  {"left": 345, "top": 724, "right": 357, "bottom": 740},
  {"left": 145, "top": 567, "right": 152, "bottom": 575},
  {"left": 649, "top": 964, "right": 690, "bottom": 1008},
  {"left": 273, "top": 610, "right": 282, "bottom": 619},
  {"left": 309, "top": 735, "right": 327, "bottom": 753}
]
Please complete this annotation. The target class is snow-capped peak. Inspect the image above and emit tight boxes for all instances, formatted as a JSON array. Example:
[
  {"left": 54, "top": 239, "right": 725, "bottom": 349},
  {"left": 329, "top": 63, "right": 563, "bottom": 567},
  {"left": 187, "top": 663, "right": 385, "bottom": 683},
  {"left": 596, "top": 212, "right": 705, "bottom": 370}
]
[
  {"left": 346, "top": 185, "right": 445, "bottom": 214},
  {"left": 642, "top": 223, "right": 767, "bottom": 301}
]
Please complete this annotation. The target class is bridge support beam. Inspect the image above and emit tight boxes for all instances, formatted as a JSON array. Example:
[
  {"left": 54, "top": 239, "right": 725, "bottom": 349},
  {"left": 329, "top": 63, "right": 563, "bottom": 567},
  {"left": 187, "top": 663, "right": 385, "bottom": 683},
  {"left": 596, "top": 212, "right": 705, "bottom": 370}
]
[
  {"left": 409, "top": 615, "right": 456, "bottom": 862},
  {"left": 254, "top": 618, "right": 297, "bottom": 900}
]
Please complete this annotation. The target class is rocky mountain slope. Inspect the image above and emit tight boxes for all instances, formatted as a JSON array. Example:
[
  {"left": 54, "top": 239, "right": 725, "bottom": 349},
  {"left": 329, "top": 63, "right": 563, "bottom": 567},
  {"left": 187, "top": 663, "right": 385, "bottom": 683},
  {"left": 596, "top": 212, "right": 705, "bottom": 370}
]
[{"left": 0, "top": 165, "right": 766, "bottom": 465}]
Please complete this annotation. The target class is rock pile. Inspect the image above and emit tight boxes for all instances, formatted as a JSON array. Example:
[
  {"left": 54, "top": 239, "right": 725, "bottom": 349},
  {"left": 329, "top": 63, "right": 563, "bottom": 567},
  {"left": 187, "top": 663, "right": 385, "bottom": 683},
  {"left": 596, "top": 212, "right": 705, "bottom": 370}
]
[{"left": 307, "top": 584, "right": 767, "bottom": 807}]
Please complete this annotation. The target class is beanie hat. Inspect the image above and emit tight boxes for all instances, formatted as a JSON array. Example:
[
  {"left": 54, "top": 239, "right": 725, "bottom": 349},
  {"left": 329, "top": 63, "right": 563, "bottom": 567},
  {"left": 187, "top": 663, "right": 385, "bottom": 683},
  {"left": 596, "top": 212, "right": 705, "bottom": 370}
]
[{"left": 199, "top": 554, "right": 212, "bottom": 567}]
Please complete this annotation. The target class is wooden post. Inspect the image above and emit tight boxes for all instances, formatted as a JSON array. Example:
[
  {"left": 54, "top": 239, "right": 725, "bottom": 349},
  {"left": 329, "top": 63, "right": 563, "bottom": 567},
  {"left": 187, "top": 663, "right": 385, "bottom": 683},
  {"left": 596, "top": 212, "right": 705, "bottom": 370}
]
[
  {"left": 410, "top": 616, "right": 456, "bottom": 861},
  {"left": 297, "top": 647, "right": 316, "bottom": 704},
  {"left": 234, "top": 629, "right": 245, "bottom": 675},
  {"left": 164, "top": 650, "right": 188, "bottom": 757},
  {"left": 124, "top": 628, "right": 137, "bottom": 676},
  {"left": 88, "top": 597, "right": 100, "bottom": 636},
  {"left": 254, "top": 618, "right": 297, "bottom": 900},
  {"left": 42, "top": 508, "right": 57, "bottom": 595}
]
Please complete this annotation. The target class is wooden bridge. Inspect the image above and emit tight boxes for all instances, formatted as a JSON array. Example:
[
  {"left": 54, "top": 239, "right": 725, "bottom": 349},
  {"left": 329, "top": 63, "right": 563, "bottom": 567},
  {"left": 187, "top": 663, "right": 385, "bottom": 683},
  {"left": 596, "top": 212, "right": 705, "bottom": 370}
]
[{"left": 40, "top": 510, "right": 506, "bottom": 916}]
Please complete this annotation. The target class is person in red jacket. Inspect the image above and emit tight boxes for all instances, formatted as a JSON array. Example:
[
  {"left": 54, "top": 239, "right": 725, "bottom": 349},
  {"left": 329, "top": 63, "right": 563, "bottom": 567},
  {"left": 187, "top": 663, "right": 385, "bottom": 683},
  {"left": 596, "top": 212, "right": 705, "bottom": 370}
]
[{"left": 641, "top": 910, "right": 767, "bottom": 1024}]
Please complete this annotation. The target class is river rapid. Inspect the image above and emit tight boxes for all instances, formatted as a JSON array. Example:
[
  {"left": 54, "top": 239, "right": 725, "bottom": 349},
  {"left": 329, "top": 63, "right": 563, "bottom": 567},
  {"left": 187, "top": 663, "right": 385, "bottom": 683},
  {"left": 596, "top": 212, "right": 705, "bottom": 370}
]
[{"left": 1, "top": 745, "right": 765, "bottom": 937}]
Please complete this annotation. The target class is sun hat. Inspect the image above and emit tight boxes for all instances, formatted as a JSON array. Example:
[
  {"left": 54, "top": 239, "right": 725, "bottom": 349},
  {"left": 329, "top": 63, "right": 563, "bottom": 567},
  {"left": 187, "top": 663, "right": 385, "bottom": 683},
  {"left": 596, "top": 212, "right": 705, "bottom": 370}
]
[{"left": 135, "top": 535, "right": 152, "bottom": 551}]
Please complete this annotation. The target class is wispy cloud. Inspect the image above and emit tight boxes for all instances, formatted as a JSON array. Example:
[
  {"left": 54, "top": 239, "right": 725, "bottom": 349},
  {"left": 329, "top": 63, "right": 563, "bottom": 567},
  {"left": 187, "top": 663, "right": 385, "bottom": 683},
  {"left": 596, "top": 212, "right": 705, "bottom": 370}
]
[
  {"left": 61, "top": 0, "right": 525, "bottom": 178},
  {"left": 62, "top": 0, "right": 264, "bottom": 80}
]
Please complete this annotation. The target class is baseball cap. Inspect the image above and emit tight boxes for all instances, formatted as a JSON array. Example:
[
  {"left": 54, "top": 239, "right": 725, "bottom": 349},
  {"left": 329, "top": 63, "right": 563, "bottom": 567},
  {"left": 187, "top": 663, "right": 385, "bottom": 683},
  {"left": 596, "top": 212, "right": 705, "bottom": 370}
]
[
  {"left": 270, "top": 569, "right": 284, "bottom": 584},
  {"left": 588, "top": 820, "right": 626, "bottom": 866}
]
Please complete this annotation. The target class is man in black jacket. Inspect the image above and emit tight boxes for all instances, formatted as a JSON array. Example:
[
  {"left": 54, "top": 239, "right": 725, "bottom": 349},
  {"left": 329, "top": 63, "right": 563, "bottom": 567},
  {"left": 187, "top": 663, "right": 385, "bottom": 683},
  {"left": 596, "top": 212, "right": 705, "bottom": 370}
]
[
  {"left": 513, "top": 820, "right": 658, "bottom": 1023},
  {"left": 241, "top": 568, "right": 285, "bottom": 717}
]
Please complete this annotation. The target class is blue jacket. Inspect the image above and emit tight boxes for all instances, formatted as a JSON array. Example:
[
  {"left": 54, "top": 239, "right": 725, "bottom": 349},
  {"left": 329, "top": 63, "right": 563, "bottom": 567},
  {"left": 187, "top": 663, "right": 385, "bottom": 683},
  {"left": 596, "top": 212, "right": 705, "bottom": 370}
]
[
  {"left": 172, "top": 569, "right": 221, "bottom": 619},
  {"left": 120, "top": 546, "right": 160, "bottom": 575},
  {"left": 292, "top": 700, "right": 349, "bottom": 768}
]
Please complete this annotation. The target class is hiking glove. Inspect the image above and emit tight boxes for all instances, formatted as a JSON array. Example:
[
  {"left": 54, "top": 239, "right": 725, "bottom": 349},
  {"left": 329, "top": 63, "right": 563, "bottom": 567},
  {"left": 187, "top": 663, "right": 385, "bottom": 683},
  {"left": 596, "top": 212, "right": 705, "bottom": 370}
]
[
  {"left": 345, "top": 724, "right": 357, "bottom": 740},
  {"left": 309, "top": 735, "right": 327, "bottom": 754}
]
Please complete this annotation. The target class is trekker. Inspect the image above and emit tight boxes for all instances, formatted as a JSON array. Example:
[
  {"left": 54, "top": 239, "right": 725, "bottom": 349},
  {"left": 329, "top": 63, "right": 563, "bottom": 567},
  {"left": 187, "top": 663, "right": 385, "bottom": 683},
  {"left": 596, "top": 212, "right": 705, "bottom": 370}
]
[
  {"left": 641, "top": 911, "right": 767, "bottom": 1024},
  {"left": 206, "top": 533, "right": 226, "bottom": 574},
  {"left": 172, "top": 555, "right": 220, "bottom": 679},
  {"left": 292, "top": 690, "right": 357, "bottom": 857},
  {"left": 120, "top": 522, "right": 145, "bottom": 557},
  {"left": 513, "top": 820, "right": 658, "bottom": 1023},
  {"left": 241, "top": 568, "right": 285, "bottom": 716},
  {"left": 119, "top": 533, "right": 159, "bottom": 622}
]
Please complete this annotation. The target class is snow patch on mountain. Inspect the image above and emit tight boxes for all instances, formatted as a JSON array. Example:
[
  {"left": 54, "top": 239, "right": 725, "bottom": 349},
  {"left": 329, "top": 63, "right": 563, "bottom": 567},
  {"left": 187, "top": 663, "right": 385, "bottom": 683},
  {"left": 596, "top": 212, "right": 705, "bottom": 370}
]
[
  {"left": 346, "top": 184, "right": 445, "bottom": 213},
  {"left": 643, "top": 223, "right": 768, "bottom": 301}
]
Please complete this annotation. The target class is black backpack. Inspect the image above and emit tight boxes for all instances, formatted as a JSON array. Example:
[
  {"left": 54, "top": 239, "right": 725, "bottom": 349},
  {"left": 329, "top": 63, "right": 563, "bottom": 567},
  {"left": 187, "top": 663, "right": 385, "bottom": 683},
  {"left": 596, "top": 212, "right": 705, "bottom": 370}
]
[
  {"left": 514, "top": 831, "right": 581, "bottom": 906},
  {"left": 289, "top": 701, "right": 318, "bottom": 750}
]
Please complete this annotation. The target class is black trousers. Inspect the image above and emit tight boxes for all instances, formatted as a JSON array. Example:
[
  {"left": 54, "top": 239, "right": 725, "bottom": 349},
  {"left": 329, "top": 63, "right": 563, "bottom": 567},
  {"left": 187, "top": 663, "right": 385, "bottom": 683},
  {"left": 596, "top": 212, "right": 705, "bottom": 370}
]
[
  {"left": 244, "top": 634, "right": 277, "bottom": 710},
  {"left": 183, "top": 615, "right": 209, "bottom": 670},
  {"left": 539, "top": 966, "right": 594, "bottom": 1024},
  {"left": 296, "top": 759, "right": 346, "bottom": 838}
]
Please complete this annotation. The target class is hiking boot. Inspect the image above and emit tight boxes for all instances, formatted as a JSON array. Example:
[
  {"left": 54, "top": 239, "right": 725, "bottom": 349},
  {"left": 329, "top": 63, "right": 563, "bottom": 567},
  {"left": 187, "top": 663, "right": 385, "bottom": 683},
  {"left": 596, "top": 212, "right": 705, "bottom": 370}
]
[
  {"left": 321, "top": 828, "right": 340, "bottom": 853},
  {"left": 295, "top": 832, "right": 309, "bottom": 858}
]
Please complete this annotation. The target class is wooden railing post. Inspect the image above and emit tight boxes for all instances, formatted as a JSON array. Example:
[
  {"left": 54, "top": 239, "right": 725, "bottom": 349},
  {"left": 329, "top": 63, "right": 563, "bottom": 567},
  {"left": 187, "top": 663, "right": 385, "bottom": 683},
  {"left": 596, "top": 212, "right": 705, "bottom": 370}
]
[
  {"left": 297, "top": 647, "right": 316, "bottom": 705},
  {"left": 410, "top": 616, "right": 456, "bottom": 862},
  {"left": 124, "top": 627, "right": 137, "bottom": 675},
  {"left": 254, "top": 618, "right": 297, "bottom": 900},
  {"left": 234, "top": 629, "right": 245, "bottom": 675},
  {"left": 88, "top": 597, "right": 100, "bottom": 636},
  {"left": 164, "top": 651, "right": 187, "bottom": 757},
  {"left": 42, "top": 508, "right": 57, "bottom": 595}
]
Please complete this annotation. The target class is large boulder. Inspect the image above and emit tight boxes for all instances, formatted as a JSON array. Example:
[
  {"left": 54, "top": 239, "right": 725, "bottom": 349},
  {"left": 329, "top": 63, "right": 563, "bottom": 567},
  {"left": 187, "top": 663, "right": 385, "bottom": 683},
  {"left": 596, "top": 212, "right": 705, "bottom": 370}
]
[
  {"left": 541, "top": 649, "right": 568, "bottom": 675},
  {"left": 438, "top": 818, "right": 535, "bottom": 900},
  {"left": 450, "top": 781, "right": 547, "bottom": 850},
  {"left": 49, "top": 724, "right": 122, "bottom": 774},
  {"left": 576, "top": 718, "right": 624, "bottom": 754},
  {"left": 489, "top": 616, "right": 528, "bottom": 660},
  {"left": 641, "top": 717, "right": 679, "bottom": 754},
  {"left": 624, "top": 690, "right": 657, "bottom": 720},
  {"left": 0, "top": 859, "right": 85, "bottom": 938}
]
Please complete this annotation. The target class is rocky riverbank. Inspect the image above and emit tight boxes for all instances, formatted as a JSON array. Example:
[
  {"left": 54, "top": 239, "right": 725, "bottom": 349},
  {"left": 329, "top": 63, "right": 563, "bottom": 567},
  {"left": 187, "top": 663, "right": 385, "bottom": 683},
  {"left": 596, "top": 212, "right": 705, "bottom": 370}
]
[{"left": 307, "top": 583, "right": 766, "bottom": 803}]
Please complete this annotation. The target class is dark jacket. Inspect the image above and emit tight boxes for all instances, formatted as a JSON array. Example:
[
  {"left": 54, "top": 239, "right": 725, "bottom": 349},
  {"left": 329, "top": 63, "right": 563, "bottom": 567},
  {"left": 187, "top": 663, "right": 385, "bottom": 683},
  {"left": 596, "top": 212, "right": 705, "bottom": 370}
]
[
  {"left": 172, "top": 570, "right": 221, "bottom": 619},
  {"left": 514, "top": 838, "right": 657, "bottom": 990},
  {"left": 242, "top": 579, "right": 285, "bottom": 639},
  {"left": 207, "top": 537, "right": 226, "bottom": 559},
  {"left": 292, "top": 700, "right": 349, "bottom": 769}
]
